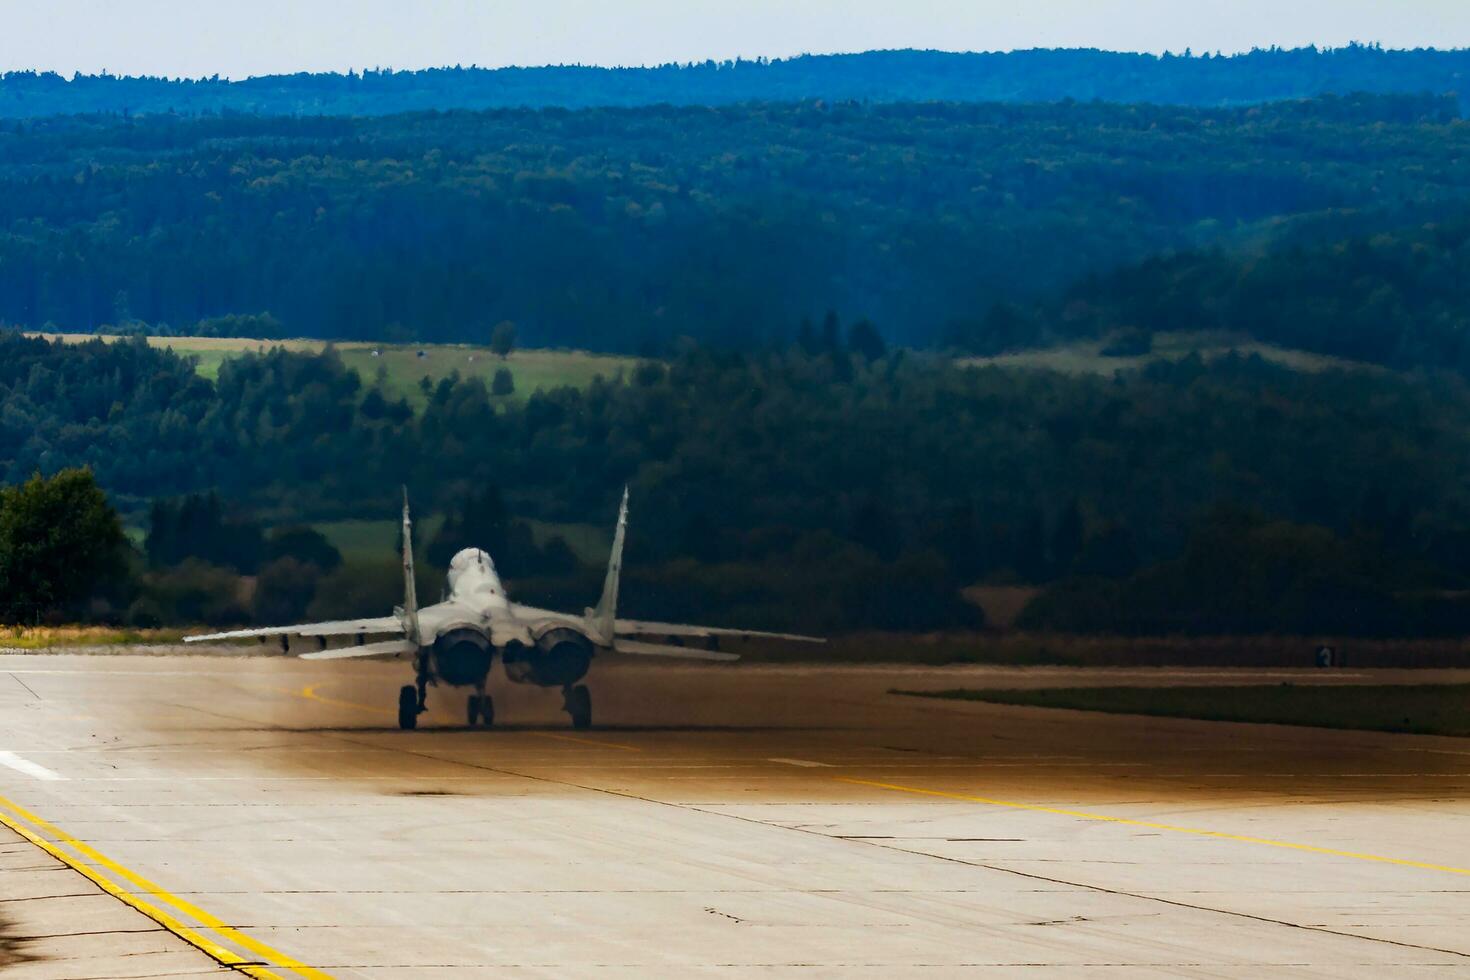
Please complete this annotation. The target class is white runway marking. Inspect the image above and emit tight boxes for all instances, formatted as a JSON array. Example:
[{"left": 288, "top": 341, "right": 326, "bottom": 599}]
[
  {"left": 768, "top": 757, "right": 832, "bottom": 767},
  {"left": 0, "top": 750, "right": 64, "bottom": 781}
]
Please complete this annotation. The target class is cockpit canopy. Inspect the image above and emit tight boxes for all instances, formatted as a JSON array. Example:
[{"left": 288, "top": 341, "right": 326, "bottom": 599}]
[{"left": 447, "top": 547, "right": 500, "bottom": 595}]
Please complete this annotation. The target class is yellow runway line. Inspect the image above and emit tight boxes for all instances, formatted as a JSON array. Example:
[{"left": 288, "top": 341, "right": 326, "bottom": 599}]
[
  {"left": 0, "top": 792, "right": 332, "bottom": 979},
  {"left": 835, "top": 777, "right": 1470, "bottom": 877},
  {"left": 296, "top": 683, "right": 380, "bottom": 713}
]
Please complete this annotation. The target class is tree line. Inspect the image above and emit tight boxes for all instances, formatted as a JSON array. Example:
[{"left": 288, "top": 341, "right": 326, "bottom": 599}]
[
  {"left": 0, "top": 46, "right": 1465, "bottom": 117},
  {"left": 8, "top": 331, "right": 1470, "bottom": 634}
]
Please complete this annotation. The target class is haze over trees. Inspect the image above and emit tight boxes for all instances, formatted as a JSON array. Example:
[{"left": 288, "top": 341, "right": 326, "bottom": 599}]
[
  {"left": 0, "top": 93, "right": 1464, "bottom": 350},
  {"left": 0, "top": 46, "right": 1465, "bottom": 116}
]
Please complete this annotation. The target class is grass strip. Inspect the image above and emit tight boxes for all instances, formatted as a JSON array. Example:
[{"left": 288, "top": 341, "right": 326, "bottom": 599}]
[{"left": 895, "top": 684, "right": 1470, "bottom": 737}]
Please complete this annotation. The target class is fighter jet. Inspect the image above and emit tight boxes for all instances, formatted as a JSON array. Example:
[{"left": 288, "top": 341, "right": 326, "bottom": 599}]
[{"left": 184, "top": 489, "right": 821, "bottom": 730}]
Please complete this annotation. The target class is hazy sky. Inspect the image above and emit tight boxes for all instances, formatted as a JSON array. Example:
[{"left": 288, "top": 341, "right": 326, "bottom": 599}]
[{"left": 3, "top": 1, "right": 1468, "bottom": 79}]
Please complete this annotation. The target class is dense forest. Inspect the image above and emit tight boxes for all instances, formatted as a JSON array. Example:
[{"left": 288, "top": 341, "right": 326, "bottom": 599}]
[
  {"left": 0, "top": 94, "right": 1465, "bottom": 349},
  {"left": 0, "top": 46, "right": 1466, "bottom": 117},
  {"left": 7, "top": 330, "right": 1470, "bottom": 633},
  {"left": 2, "top": 47, "right": 1469, "bottom": 636},
  {"left": 951, "top": 216, "right": 1470, "bottom": 375}
]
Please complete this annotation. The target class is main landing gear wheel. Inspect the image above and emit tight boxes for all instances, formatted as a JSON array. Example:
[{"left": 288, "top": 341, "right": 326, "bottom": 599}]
[
  {"left": 467, "top": 694, "right": 494, "bottom": 728},
  {"left": 564, "top": 684, "right": 592, "bottom": 730},
  {"left": 397, "top": 685, "right": 418, "bottom": 731}
]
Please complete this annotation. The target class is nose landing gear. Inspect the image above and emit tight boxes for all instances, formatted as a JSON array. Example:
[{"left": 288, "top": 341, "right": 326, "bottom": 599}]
[
  {"left": 467, "top": 691, "right": 495, "bottom": 728},
  {"left": 562, "top": 684, "right": 592, "bottom": 729}
]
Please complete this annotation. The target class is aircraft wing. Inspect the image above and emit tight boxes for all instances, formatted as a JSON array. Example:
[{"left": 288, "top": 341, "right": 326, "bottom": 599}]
[
  {"left": 613, "top": 638, "right": 739, "bottom": 662},
  {"left": 183, "top": 616, "right": 404, "bottom": 644},
  {"left": 299, "top": 638, "right": 417, "bottom": 660},
  {"left": 509, "top": 604, "right": 822, "bottom": 645},
  {"left": 613, "top": 619, "right": 824, "bottom": 643}
]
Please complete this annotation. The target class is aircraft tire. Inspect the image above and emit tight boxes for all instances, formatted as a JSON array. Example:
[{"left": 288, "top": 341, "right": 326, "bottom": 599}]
[
  {"left": 398, "top": 685, "right": 418, "bottom": 730},
  {"left": 568, "top": 685, "right": 592, "bottom": 729},
  {"left": 467, "top": 694, "right": 495, "bottom": 727}
]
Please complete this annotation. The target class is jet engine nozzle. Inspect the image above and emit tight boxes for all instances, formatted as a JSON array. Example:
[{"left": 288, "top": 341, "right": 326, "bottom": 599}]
[
  {"left": 432, "top": 626, "right": 494, "bottom": 688},
  {"left": 503, "top": 627, "right": 593, "bottom": 688}
]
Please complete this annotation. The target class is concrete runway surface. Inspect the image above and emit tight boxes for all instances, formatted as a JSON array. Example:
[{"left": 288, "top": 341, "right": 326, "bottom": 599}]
[{"left": 1, "top": 653, "right": 1469, "bottom": 978}]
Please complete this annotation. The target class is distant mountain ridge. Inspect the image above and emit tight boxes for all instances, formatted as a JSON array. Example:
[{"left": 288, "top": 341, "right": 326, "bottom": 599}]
[{"left": 0, "top": 45, "right": 1466, "bottom": 117}]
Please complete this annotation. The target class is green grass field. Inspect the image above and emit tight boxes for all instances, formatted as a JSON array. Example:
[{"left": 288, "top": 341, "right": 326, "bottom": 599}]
[
  {"left": 0, "top": 626, "right": 189, "bottom": 648},
  {"left": 960, "top": 331, "right": 1371, "bottom": 376},
  {"left": 32, "top": 333, "right": 640, "bottom": 408},
  {"left": 897, "top": 684, "right": 1470, "bottom": 737},
  {"left": 38, "top": 331, "right": 1364, "bottom": 402}
]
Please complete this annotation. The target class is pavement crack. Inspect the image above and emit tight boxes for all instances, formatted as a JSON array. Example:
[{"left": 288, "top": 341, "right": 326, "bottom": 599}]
[
  {"left": 8, "top": 671, "right": 40, "bottom": 699},
  {"left": 15, "top": 927, "right": 164, "bottom": 941},
  {"left": 350, "top": 737, "right": 1470, "bottom": 961},
  {"left": 203, "top": 708, "right": 1456, "bottom": 958},
  {"left": 858, "top": 840, "right": 1470, "bottom": 960},
  {"left": 0, "top": 893, "right": 96, "bottom": 903},
  {"left": 108, "top": 668, "right": 1470, "bottom": 969}
]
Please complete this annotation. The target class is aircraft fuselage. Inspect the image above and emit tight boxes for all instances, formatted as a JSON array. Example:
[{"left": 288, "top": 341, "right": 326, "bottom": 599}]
[{"left": 411, "top": 547, "right": 595, "bottom": 693}]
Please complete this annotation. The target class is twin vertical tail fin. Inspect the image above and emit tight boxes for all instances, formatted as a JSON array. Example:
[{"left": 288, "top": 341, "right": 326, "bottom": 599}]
[
  {"left": 399, "top": 487, "right": 422, "bottom": 645},
  {"left": 589, "top": 487, "right": 628, "bottom": 645}
]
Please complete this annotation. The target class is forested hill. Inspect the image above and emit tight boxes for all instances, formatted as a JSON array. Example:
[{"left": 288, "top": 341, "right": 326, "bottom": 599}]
[
  {"left": 0, "top": 46, "right": 1467, "bottom": 117},
  {"left": 956, "top": 218, "right": 1470, "bottom": 376},
  {"left": 12, "top": 330, "right": 1470, "bottom": 633},
  {"left": 0, "top": 94, "right": 1465, "bottom": 350}
]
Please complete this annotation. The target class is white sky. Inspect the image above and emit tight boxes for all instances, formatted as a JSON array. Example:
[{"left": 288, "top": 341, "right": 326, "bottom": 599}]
[{"left": 1, "top": 0, "right": 1467, "bottom": 79}]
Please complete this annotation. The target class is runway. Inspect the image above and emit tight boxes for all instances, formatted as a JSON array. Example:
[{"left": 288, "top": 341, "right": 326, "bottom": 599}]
[{"left": 2, "top": 652, "right": 1469, "bottom": 978}]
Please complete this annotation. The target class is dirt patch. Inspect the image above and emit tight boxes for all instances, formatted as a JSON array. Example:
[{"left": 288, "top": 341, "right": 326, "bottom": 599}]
[
  {"left": 395, "top": 790, "right": 461, "bottom": 797},
  {"left": 0, "top": 911, "right": 37, "bottom": 968}
]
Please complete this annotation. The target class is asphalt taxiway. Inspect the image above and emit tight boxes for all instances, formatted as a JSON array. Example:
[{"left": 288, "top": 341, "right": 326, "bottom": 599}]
[{"left": 2, "top": 653, "right": 1469, "bottom": 978}]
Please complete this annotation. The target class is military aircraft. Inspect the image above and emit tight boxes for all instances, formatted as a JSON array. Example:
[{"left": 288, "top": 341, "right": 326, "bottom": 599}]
[{"left": 184, "top": 489, "right": 821, "bottom": 729}]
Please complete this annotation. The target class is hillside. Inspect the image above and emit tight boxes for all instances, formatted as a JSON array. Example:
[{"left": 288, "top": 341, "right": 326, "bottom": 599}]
[
  {"left": 0, "top": 94, "right": 1464, "bottom": 351},
  {"left": 954, "top": 218, "right": 1470, "bottom": 377},
  {"left": 1, "top": 46, "right": 1466, "bottom": 116}
]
